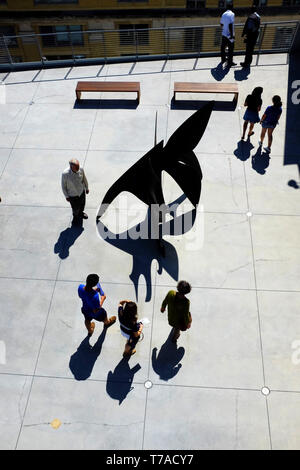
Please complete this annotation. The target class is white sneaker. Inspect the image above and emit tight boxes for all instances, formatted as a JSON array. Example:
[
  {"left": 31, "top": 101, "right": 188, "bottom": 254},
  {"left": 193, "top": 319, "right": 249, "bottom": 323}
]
[{"left": 264, "top": 146, "right": 271, "bottom": 153}]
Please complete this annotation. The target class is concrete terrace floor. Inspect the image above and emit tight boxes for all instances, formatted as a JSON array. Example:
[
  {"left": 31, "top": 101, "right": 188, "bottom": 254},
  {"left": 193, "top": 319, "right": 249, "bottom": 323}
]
[{"left": 0, "top": 53, "right": 300, "bottom": 450}]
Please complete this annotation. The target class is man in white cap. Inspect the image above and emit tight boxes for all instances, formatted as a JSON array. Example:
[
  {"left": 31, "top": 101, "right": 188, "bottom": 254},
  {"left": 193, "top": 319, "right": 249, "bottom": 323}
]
[{"left": 61, "top": 159, "right": 89, "bottom": 224}]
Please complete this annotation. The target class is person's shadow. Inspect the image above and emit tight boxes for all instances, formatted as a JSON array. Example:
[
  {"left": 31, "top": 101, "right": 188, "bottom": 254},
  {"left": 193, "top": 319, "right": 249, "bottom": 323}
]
[
  {"left": 210, "top": 62, "right": 230, "bottom": 82},
  {"left": 106, "top": 357, "right": 142, "bottom": 405},
  {"left": 234, "top": 66, "right": 251, "bottom": 82},
  {"left": 234, "top": 139, "right": 254, "bottom": 162},
  {"left": 251, "top": 146, "right": 271, "bottom": 175},
  {"left": 151, "top": 332, "right": 185, "bottom": 381},
  {"left": 69, "top": 328, "right": 107, "bottom": 380},
  {"left": 54, "top": 221, "right": 84, "bottom": 259}
]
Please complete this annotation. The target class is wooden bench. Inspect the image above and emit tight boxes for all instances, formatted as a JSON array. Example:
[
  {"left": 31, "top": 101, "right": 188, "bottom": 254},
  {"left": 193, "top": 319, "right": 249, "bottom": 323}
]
[
  {"left": 173, "top": 82, "right": 239, "bottom": 103},
  {"left": 76, "top": 81, "right": 141, "bottom": 103}
]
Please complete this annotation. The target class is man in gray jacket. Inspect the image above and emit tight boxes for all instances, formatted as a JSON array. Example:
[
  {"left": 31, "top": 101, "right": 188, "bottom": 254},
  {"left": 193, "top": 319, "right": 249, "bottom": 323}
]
[{"left": 61, "top": 159, "right": 89, "bottom": 224}]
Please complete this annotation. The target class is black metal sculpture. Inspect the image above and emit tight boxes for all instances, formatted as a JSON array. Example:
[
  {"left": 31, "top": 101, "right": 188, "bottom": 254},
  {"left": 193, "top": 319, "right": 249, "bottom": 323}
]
[
  {"left": 96, "top": 101, "right": 214, "bottom": 301},
  {"left": 96, "top": 101, "right": 214, "bottom": 221}
]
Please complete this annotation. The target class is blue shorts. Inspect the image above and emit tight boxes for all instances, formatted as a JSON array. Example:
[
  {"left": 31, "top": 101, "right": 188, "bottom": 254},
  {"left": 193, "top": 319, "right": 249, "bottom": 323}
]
[
  {"left": 243, "top": 109, "right": 260, "bottom": 123},
  {"left": 261, "top": 122, "right": 276, "bottom": 129},
  {"left": 81, "top": 307, "right": 107, "bottom": 322}
]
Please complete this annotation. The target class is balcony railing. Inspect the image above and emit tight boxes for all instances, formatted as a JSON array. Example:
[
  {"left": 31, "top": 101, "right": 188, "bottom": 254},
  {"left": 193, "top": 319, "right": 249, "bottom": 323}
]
[{"left": 0, "top": 20, "right": 299, "bottom": 71}]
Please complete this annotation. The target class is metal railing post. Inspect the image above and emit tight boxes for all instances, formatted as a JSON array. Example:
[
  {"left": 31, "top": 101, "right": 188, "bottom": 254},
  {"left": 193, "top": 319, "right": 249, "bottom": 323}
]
[
  {"left": 35, "top": 34, "right": 44, "bottom": 65},
  {"left": 167, "top": 28, "right": 170, "bottom": 58},
  {"left": 68, "top": 32, "right": 75, "bottom": 64},
  {"left": 1, "top": 34, "right": 13, "bottom": 64},
  {"left": 102, "top": 31, "right": 107, "bottom": 62},
  {"left": 134, "top": 29, "right": 138, "bottom": 59},
  {"left": 256, "top": 23, "right": 267, "bottom": 66}
]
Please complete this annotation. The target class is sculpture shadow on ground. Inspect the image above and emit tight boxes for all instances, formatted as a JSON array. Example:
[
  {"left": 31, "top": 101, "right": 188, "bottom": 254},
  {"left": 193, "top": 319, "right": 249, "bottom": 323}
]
[
  {"left": 251, "top": 146, "right": 271, "bottom": 175},
  {"left": 210, "top": 62, "right": 230, "bottom": 82},
  {"left": 151, "top": 332, "right": 185, "bottom": 381},
  {"left": 97, "top": 194, "right": 197, "bottom": 302},
  {"left": 106, "top": 357, "right": 142, "bottom": 405},
  {"left": 54, "top": 221, "right": 84, "bottom": 259},
  {"left": 233, "top": 139, "right": 254, "bottom": 162},
  {"left": 69, "top": 328, "right": 107, "bottom": 381}
]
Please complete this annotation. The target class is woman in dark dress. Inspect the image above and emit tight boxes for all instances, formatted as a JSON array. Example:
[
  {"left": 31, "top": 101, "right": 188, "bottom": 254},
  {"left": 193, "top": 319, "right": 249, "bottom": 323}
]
[
  {"left": 118, "top": 300, "right": 143, "bottom": 357},
  {"left": 242, "top": 87, "right": 263, "bottom": 140}
]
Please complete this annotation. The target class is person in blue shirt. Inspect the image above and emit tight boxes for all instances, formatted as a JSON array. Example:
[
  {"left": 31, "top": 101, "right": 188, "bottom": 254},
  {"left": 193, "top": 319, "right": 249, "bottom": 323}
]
[
  {"left": 78, "top": 273, "right": 116, "bottom": 336},
  {"left": 259, "top": 95, "right": 282, "bottom": 153}
]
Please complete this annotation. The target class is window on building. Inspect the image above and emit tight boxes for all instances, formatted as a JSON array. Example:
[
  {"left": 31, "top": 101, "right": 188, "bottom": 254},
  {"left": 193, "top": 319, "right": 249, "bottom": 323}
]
[
  {"left": 0, "top": 1, "right": 7, "bottom": 5},
  {"left": 186, "top": 0, "right": 205, "bottom": 8},
  {"left": 283, "top": 0, "right": 300, "bottom": 4},
  {"left": 40, "top": 25, "right": 84, "bottom": 47},
  {"left": 119, "top": 25, "right": 149, "bottom": 46},
  {"left": 0, "top": 25, "right": 18, "bottom": 47},
  {"left": 35, "top": 0, "right": 78, "bottom": 4}
]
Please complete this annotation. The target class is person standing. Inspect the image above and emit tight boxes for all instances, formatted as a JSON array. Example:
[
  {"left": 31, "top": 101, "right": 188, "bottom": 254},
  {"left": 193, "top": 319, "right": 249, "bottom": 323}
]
[
  {"left": 240, "top": 6, "right": 261, "bottom": 68},
  {"left": 241, "top": 87, "right": 263, "bottom": 140},
  {"left": 160, "top": 281, "right": 192, "bottom": 343},
  {"left": 220, "top": 3, "right": 236, "bottom": 67},
  {"left": 61, "top": 158, "right": 89, "bottom": 224},
  {"left": 78, "top": 273, "right": 116, "bottom": 336},
  {"left": 259, "top": 95, "right": 282, "bottom": 153},
  {"left": 118, "top": 300, "right": 143, "bottom": 357}
]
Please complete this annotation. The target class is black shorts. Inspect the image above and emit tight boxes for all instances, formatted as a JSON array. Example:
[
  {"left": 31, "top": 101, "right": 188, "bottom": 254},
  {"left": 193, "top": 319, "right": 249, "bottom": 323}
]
[{"left": 81, "top": 307, "right": 107, "bottom": 322}]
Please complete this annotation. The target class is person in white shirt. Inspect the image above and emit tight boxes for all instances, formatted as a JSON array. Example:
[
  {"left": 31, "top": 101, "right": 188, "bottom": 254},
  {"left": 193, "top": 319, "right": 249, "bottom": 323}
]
[
  {"left": 220, "top": 3, "right": 236, "bottom": 67},
  {"left": 61, "top": 158, "right": 89, "bottom": 224}
]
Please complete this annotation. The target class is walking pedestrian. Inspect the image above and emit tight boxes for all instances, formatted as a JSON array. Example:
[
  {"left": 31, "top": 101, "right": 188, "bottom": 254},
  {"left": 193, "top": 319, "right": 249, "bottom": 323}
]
[
  {"left": 241, "top": 87, "right": 263, "bottom": 140},
  {"left": 220, "top": 3, "right": 236, "bottom": 67},
  {"left": 160, "top": 281, "right": 192, "bottom": 343},
  {"left": 259, "top": 95, "right": 282, "bottom": 153},
  {"left": 78, "top": 274, "right": 116, "bottom": 336},
  {"left": 61, "top": 158, "right": 89, "bottom": 224},
  {"left": 240, "top": 6, "right": 261, "bottom": 68},
  {"left": 118, "top": 300, "right": 143, "bottom": 357}
]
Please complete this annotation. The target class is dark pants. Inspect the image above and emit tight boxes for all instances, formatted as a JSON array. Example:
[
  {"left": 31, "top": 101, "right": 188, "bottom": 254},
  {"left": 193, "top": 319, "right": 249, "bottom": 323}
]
[
  {"left": 69, "top": 191, "right": 86, "bottom": 221},
  {"left": 221, "top": 36, "right": 234, "bottom": 65},
  {"left": 243, "top": 33, "right": 259, "bottom": 66}
]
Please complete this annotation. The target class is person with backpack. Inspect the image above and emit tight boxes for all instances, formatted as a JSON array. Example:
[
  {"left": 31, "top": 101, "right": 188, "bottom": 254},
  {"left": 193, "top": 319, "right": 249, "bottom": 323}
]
[
  {"left": 160, "top": 281, "right": 192, "bottom": 343},
  {"left": 240, "top": 6, "right": 261, "bottom": 68}
]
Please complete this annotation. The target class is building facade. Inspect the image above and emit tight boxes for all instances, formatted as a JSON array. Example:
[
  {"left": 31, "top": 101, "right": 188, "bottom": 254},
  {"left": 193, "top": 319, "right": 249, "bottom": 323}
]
[{"left": 0, "top": 0, "right": 299, "bottom": 64}]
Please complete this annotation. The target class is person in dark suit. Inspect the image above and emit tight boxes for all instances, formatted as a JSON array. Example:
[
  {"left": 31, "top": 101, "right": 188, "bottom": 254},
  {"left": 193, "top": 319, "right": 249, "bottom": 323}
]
[{"left": 240, "top": 6, "right": 261, "bottom": 68}]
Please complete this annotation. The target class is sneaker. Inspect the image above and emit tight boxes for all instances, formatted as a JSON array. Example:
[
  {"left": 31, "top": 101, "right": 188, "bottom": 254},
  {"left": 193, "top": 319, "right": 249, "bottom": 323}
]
[
  {"left": 104, "top": 316, "right": 116, "bottom": 328},
  {"left": 228, "top": 62, "right": 237, "bottom": 67},
  {"left": 264, "top": 146, "right": 271, "bottom": 153},
  {"left": 258, "top": 141, "right": 262, "bottom": 146},
  {"left": 82, "top": 212, "right": 88, "bottom": 219}
]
